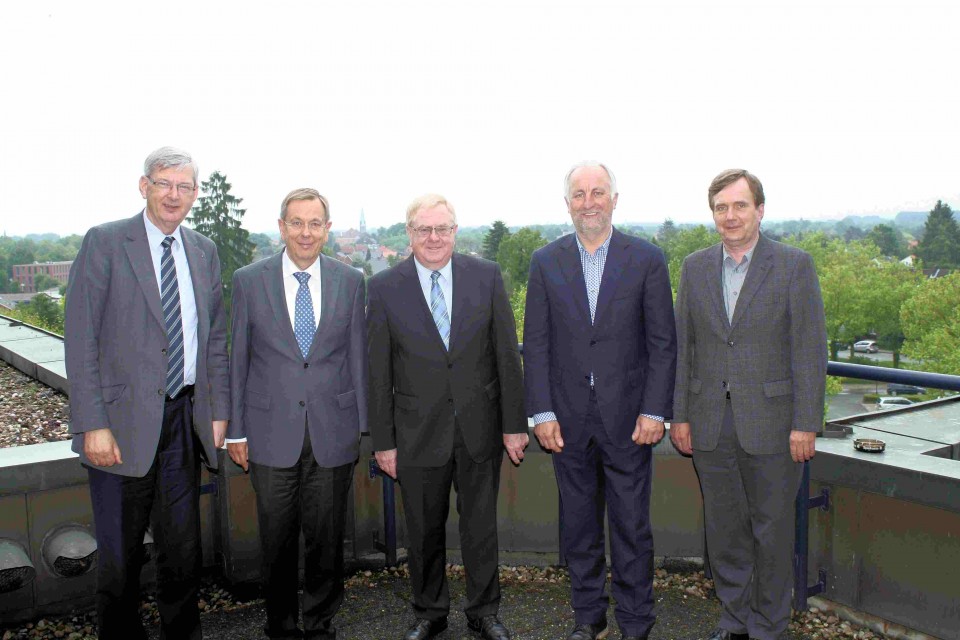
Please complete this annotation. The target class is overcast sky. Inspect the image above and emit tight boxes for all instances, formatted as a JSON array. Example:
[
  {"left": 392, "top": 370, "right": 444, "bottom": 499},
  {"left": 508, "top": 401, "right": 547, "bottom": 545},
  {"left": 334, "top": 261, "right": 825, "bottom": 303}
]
[{"left": 2, "top": 0, "right": 958, "bottom": 237}]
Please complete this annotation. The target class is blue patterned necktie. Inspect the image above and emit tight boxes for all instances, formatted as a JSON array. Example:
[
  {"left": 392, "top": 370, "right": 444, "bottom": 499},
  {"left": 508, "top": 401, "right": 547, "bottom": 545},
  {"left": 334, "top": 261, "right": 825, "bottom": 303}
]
[
  {"left": 293, "top": 271, "right": 315, "bottom": 358},
  {"left": 160, "top": 237, "right": 184, "bottom": 397},
  {"left": 430, "top": 271, "right": 450, "bottom": 350}
]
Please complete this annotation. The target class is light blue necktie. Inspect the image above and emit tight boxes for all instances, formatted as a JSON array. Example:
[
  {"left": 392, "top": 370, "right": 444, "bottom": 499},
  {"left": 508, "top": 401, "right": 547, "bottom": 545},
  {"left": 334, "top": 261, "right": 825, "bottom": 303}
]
[
  {"left": 293, "top": 271, "right": 315, "bottom": 358},
  {"left": 430, "top": 271, "right": 450, "bottom": 350},
  {"left": 160, "top": 237, "right": 184, "bottom": 397}
]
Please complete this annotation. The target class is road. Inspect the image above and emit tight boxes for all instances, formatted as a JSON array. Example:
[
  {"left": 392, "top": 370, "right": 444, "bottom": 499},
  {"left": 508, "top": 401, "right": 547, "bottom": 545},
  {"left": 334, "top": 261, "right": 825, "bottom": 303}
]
[{"left": 835, "top": 348, "right": 915, "bottom": 365}]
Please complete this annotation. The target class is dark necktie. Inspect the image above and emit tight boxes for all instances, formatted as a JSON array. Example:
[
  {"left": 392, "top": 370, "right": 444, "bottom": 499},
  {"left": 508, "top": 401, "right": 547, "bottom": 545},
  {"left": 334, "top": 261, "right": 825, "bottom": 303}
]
[{"left": 293, "top": 271, "right": 315, "bottom": 358}]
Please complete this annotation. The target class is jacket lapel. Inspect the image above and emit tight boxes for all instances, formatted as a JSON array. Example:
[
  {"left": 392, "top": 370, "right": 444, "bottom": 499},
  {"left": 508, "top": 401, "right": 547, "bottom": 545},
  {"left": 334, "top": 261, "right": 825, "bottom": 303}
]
[
  {"left": 704, "top": 244, "right": 729, "bottom": 330},
  {"left": 123, "top": 214, "right": 165, "bottom": 331},
  {"left": 309, "top": 255, "right": 343, "bottom": 360},
  {"left": 261, "top": 252, "right": 301, "bottom": 359},
  {"left": 730, "top": 234, "right": 773, "bottom": 330},
  {"left": 180, "top": 228, "right": 209, "bottom": 348},
  {"left": 447, "top": 254, "right": 466, "bottom": 355},
  {"left": 591, "top": 228, "right": 626, "bottom": 328},
  {"left": 557, "top": 235, "right": 592, "bottom": 326}
]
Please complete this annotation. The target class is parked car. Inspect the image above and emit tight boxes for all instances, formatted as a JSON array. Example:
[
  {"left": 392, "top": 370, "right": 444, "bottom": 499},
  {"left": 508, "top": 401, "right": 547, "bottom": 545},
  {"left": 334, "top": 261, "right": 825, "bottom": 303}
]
[
  {"left": 886, "top": 383, "right": 926, "bottom": 396},
  {"left": 877, "top": 396, "right": 914, "bottom": 409},
  {"left": 853, "top": 340, "right": 879, "bottom": 353}
]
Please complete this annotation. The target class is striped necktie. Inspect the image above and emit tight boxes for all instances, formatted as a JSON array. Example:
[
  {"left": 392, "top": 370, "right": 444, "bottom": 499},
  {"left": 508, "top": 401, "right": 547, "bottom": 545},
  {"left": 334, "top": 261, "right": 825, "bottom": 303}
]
[
  {"left": 160, "top": 236, "right": 184, "bottom": 397},
  {"left": 430, "top": 271, "right": 450, "bottom": 350}
]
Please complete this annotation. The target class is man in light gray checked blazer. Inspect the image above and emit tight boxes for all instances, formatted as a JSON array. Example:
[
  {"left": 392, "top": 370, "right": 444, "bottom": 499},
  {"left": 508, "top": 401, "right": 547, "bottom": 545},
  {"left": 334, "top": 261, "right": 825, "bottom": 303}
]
[{"left": 670, "top": 169, "right": 827, "bottom": 640}]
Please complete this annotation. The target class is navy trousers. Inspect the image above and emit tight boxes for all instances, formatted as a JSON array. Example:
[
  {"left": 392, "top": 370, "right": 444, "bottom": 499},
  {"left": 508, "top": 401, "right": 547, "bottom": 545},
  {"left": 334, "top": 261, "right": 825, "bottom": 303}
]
[
  {"left": 87, "top": 391, "right": 201, "bottom": 640},
  {"left": 553, "top": 390, "right": 656, "bottom": 638}
]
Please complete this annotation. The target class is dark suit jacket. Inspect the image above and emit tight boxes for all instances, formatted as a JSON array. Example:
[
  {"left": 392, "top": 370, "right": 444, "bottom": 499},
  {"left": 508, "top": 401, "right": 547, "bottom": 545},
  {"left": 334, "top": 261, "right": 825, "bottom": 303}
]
[
  {"left": 672, "top": 234, "right": 827, "bottom": 454},
  {"left": 65, "top": 213, "right": 230, "bottom": 476},
  {"left": 523, "top": 228, "right": 677, "bottom": 447},
  {"left": 367, "top": 253, "right": 526, "bottom": 467},
  {"left": 228, "top": 252, "right": 368, "bottom": 468}
]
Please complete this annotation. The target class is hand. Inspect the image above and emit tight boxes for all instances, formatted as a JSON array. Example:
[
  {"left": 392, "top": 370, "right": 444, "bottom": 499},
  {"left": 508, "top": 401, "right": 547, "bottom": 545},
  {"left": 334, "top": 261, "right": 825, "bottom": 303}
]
[
  {"left": 670, "top": 422, "right": 693, "bottom": 455},
  {"left": 790, "top": 430, "right": 817, "bottom": 463},
  {"left": 212, "top": 420, "right": 228, "bottom": 449},
  {"left": 84, "top": 428, "right": 122, "bottom": 467},
  {"left": 227, "top": 441, "right": 249, "bottom": 472},
  {"left": 533, "top": 420, "right": 564, "bottom": 452},
  {"left": 375, "top": 449, "right": 398, "bottom": 479},
  {"left": 632, "top": 415, "right": 665, "bottom": 446},
  {"left": 503, "top": 432, "right": 530, "bottom": 465}
]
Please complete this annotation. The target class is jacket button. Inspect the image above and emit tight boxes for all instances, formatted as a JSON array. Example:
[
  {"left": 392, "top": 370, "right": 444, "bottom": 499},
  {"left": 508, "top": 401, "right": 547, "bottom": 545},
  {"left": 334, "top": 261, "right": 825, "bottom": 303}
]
[
  {"left": 448, "top": 398, "right": 453, "bottom": 404},
  {"left": 448, "top": 363, "right": 453, "bottom": 369},
  {"left": 161, "top": 348, "right": 167, "bottom": 354},
  {"left": 727, "top": 340, "right": 735, "bottom": 347},
  {"left": 590, "top": 340, "right": 597, "bottom": 346},
  {"left": 304, "top": 362, "right": 309, "bottom": 369},
  {"left": 158, "top": 388, "right": 165, "bottom": 396},
  {"left": 299, "top": 400, "right": 305, "bottom": 407}
]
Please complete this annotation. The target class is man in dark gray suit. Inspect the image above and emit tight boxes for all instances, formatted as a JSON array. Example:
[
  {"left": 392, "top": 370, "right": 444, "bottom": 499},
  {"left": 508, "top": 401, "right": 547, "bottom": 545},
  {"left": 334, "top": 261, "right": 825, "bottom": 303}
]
[
  {"left": 671, "top": 169, "right": 827, "bottom": 640},
  {"left": 65, "top": 147, "right": 230, "bottom": 640},
  {"left": 368, "top": 194, "right": 527, "bottom": 640},
  {"left": 227, "top": 188, "right": 367, "bottom": 640}
]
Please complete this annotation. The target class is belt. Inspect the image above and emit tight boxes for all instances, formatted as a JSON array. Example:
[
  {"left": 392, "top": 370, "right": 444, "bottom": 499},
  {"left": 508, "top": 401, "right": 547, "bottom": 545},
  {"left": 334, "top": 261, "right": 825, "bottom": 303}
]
[{"left": 166, "top": 384, "right": 195, "bottom": 403}]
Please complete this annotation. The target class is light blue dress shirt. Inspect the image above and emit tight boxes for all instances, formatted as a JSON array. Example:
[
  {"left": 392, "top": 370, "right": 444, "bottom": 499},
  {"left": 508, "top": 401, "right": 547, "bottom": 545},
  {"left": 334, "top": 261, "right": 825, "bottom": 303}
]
[
  {"left": 143, "top": 211, "right": 197, "bottom": 387},
  {"left": 414, "top": 256, "right": 453, "bottom": 327}
]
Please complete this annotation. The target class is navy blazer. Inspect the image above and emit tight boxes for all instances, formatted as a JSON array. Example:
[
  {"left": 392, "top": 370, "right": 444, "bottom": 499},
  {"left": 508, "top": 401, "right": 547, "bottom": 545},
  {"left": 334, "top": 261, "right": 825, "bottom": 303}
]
[{"left": 523, "top": 228, "right": 677, "bottom": 448}]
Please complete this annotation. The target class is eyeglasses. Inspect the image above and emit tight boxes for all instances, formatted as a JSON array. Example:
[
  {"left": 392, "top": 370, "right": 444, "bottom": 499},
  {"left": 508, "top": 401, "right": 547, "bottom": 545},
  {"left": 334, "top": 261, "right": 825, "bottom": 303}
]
[
  {"left": 145, "top": 176, "right": 196, "bottom": 196},
  {"left": 284, "top": 220, "right": 328, "bottom": 233},
  {"left": 410, "top": 225, "right": 456, "bottom": 239}
]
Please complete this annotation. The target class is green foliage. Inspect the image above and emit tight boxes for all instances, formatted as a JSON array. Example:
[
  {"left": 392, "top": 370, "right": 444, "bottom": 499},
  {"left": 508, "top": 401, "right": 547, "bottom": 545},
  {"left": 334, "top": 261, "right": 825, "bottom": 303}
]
[
  {"left": 32, "top": 273, "right": 60, "bottom": 292},
  {"left": 248, "top": 232, "right": 277, "bottom": 262},
  {"left": 658, "top": 225, "right": 719, "bottom": 292},
  {"left": 901, "top": 271, "right": 960, "bottom": 374},
  {"left": 189, "top": 171, "right": 255, "bottom": 320},
  {"left": 7, "top": 294, "right": 65, "bottom": 334},
  {"left": 510, "top": 283, "right": 526, "bottom": 343},
  {"left": 497, "top": 227, "right": 547, "bottom": 294},
  {"left": 482, "top": 221, "right": 511, "bottom": 261},
  {"left": 866, "top": 224, "right": 907, "bottom": 258},
  {"left": 917, "top": 200, "right": 960, "bottom": 268}
]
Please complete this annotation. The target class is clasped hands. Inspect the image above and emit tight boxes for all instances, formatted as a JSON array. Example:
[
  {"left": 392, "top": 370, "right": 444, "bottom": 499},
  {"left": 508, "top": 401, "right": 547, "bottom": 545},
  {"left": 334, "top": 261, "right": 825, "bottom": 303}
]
[{"left": 533, "top": 415, "right": 664, "bottom": 453}]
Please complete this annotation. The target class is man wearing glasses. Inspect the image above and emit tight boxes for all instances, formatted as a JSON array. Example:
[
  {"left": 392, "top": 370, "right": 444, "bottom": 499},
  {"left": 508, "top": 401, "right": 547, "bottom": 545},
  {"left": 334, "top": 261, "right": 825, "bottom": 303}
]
[
  {"left": 64, "top": 147, "right": 230, "bottom": 639},
  {"left": 367, "top": 194, "right": 527, "bottom": 640},
  {"left": 227, "top": 188, "right": 367, "bottom": 640}
]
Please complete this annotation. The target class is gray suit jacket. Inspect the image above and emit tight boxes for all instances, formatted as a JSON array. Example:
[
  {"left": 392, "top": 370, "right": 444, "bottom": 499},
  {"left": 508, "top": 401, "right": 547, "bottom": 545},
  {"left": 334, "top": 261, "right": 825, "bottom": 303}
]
[
  {"left": 65, "top": 213, "right": 231, "bottom": 476},
  {"left": 672, "top": 234, "right": 827, "bottom": 454},
  {"left": 228, "top": 252, "right": 367, "bottom": 468}
]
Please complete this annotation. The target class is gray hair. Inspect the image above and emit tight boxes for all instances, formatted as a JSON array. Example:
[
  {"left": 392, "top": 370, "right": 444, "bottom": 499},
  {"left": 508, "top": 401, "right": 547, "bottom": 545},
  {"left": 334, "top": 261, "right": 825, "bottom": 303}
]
[
  {"left": 280, "top": 187, "right": 330, "bottom": 222},
  {"left": 564, "top": 161, "right": 618, "bottom": 200},
  {"left": 143, "top": 146, "right": 199, "bottom": 184},
  {"left": 405, "top": 194, "right": 458, "bottom": 227}
]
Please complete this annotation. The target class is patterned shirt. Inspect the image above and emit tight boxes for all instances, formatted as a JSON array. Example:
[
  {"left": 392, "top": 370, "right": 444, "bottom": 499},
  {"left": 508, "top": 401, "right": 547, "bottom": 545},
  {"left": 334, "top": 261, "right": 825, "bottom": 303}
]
[
  {"left": 533, "top": 230, "right": 663, "bottom": 426},
  {"left": 721, "top": 244, "right": 756, "bottom": 324}
]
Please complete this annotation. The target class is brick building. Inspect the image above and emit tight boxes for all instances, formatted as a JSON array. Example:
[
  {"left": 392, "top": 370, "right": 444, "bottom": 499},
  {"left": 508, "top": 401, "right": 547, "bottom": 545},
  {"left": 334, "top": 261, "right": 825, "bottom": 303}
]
[{"left": 11, "top": 261, "right": 73, "bottom": 293}]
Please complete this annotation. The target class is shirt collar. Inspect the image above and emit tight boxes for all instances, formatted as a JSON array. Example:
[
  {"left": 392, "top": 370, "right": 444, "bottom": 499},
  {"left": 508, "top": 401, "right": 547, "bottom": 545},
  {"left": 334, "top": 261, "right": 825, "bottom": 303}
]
[
  {"left": 142, "top": 210, "right": 183, "bottom": 248},
  {"left": 282, "top": 249, "right": 322, "bottom": 280},
  {"left": 722, "top": 242, "right": 757, "bottom": 267},
  {"left": 413, "top": 255, "right": 453, "bottom": 282},
  {"left": 575, "top": 227, "right": 613, "bottom": 258}
]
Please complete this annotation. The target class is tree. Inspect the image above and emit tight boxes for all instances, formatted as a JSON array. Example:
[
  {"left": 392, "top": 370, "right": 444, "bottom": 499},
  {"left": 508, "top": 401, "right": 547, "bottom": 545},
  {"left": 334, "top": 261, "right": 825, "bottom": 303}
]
[
  {"left": 657, "top": 219, "right": 679, "bottom": 243},
  {"left": 657, "top": 225, "right": 719, "bottom": 292},
  {"left": 189, "top": 171, "right": 255, "bottom": 319},
  {"left": 917, "top": 200, "right": 960, "bottom": 268},
  {"left": 901, "top": 272, "right": 960, "bottom": 374},
  {"left": 863, "top": 260, "right": 922, "bottom": 367},
  {"left": 482, "top": 221, "right": 511, "bottom": 261},
  {"left": 496, "top": 227, "right": 547, "bottom": 293},
  {"left": 33, "top": 274, "right": 60, "bottom": 292},
  {"left": 866, "top": 224, "right": 906, "bottom": 258},
  {"left": 14, "top": 293, "right": 65, "bottom": 334},
  {"left": 842, "top": 225, "right": 867, "bottom": 242}
]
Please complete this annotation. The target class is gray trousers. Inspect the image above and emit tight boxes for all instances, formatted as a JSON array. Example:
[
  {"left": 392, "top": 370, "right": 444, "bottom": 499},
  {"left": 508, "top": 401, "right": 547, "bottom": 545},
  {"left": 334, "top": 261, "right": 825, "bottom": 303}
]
[{"left": 692, "top": 400, "right": 803, "bottom": 640}]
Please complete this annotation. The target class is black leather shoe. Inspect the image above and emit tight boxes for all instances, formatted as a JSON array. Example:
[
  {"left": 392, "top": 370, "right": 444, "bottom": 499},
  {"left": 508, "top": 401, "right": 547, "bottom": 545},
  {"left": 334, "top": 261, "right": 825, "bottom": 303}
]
[
  {"left": 704, "top": 629, "right": 748, "bottom": 640},
  {"left": 467, "top": 615, "right": 511, "bottom": 640},
  {"left": 621, "top": 635, "right": 648, "bottom": 640},
  {"left": 568, "top": 618, "right": 608, "bottom": 640},
  {"left": 404, "top": 618, "right": 448, "bottom": 640}
]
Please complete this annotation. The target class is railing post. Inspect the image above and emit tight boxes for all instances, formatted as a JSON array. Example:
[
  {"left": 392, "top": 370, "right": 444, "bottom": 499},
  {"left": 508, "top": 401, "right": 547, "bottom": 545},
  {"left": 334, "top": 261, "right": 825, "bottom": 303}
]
[
  {"left": 794, "top": 459, "right": 828, "bottom": 611},
  {"left": 369, "top": 459, "right": 398, "bottom": 567}
]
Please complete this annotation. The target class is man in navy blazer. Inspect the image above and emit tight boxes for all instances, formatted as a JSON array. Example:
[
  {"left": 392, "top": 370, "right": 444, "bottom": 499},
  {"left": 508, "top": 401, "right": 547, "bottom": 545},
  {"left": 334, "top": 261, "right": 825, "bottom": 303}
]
[
  {"left": 523, "top": 162, "right": 677, "bottom": 640},
  {"left": 228, "top": 188, "right": 367, "bottom": 640},
  {"left": 64, "top": 147, "right": 230, "bottom": 640}
]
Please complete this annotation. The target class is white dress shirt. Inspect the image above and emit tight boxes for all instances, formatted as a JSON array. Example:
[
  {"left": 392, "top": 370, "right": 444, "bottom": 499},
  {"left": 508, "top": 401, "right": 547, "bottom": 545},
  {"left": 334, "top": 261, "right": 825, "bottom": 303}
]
[
  {"left": 143, "top": 211, "right": 198, "bottom": 387},
  {"left": 413, "top": 256, "right": 453, "bottom": 326}
]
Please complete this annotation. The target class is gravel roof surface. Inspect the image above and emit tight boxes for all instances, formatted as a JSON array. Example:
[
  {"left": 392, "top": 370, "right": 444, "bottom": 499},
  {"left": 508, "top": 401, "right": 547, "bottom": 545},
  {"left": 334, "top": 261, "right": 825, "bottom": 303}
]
[{"left": 0, "top": 360, "right": 71, "bottom": 449}]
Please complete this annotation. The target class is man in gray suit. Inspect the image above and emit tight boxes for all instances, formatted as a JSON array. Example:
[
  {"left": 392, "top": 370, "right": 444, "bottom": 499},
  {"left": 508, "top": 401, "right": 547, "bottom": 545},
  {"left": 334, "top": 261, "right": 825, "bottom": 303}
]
[
  {"left": 671, "top": 169, "right": 827, "bottom": 640},
  {"left": 65, "top": 147, "right": 230, "bottom": 640},
  {"left": 227, "top": 188, "right": 367, "bottom": 640}
]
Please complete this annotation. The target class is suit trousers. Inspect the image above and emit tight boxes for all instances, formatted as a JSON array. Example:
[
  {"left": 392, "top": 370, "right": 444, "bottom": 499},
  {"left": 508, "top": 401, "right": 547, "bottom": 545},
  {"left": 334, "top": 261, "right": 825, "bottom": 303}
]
[
  {"left": 692, "top": 399, "right": 803, "bottom": 640},
  {"left": 397, "top": 425, "right": 503, "bottom": 622},
  {"left": 249, "top": 428, "right": 354, "bottom": 640},
  {"left": 553, "top": 390, "right": 656, "bottom": 638},
  {"left": 87, "top": 391, "right": 201, "bottom": 640}
]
